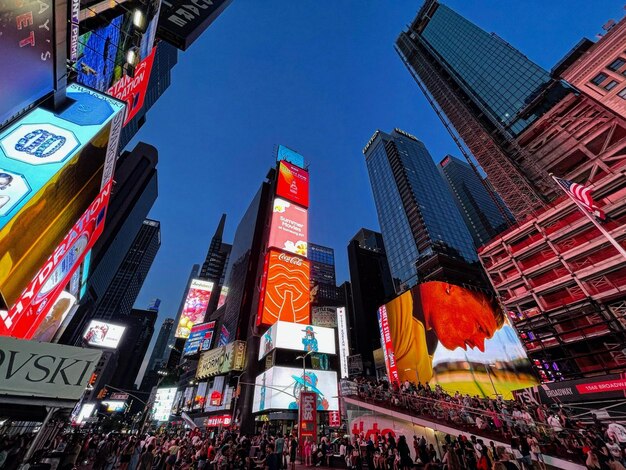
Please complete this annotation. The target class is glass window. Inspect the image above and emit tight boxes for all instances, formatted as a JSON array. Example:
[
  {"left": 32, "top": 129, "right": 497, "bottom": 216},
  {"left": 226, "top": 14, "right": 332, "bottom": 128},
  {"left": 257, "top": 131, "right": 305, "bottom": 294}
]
[
  {"left": 591, "top": 73, "right": 608, "bottom": 86},
  {"left": 608, "top": 58, "right": 626, "bottom": 71},
  {"left": 605, "top": 80, "right": 618, "bottom": 91},
  {"left": 618, "top": 88, "right": 626, "bottom": 100}
]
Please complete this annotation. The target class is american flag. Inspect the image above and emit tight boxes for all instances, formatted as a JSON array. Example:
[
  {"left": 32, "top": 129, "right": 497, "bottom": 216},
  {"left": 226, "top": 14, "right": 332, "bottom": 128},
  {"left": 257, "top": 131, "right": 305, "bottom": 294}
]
[{"left": 553, "top": 176, "right": 606, "bottom": 221}]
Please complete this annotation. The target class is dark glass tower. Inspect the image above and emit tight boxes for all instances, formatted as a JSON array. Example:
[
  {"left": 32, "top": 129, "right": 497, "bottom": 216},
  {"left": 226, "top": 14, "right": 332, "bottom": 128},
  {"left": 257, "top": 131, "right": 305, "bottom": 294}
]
[
  {"left": 200, "top": 214, "right": 232, "bottom": 317},
  {"left": 141, "top": 317, "right": 175, "bottom": 390},
  {"left": 438, "top": 155, "right": 513, "bottom": 247},
  {"left": 363, "top": 128, "right": 477, "bottom": 290},
  {"left": 309, "top": 243, "right": 342, "bottom": 306}
]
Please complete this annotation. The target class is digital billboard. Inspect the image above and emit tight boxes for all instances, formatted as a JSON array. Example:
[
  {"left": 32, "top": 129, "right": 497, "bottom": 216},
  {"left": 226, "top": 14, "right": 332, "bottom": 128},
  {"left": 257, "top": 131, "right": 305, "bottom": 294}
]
[
  {"left": 182, "top": 321, "right": 216, "bottom": 356},
  {"left": 268, "top": 198, "right": 308, "bottom": 257},
  {"left": 0, "top": 0, "right": 54, "bottom": 127},
  {"left": 257, "top": 250, "right": 310, "bottom": 326},
  {"left": 175, "top": 279, "right": 214, "bottom": 338},
  {"left": 2, "top": 180, "right": 114, "bottom": 339},
  {"left": 83, "top": 320, "right": 126, "bottom": 349},
  {"left": 101, "top": 401, "right": 126, "bottom": 412},
  {"left": 276, "top": 161, "right": 309, "bottom": 208},
  {"left": 0, "top": 83, "right": 124, "bottom": 320},
  {"left": 196, "top": 341, "right": 246, "bottom": 379},
  {"left": 252, "top": 366, "right": 339, "bottom": 412},
  {"left": 312, "top": 307, "right": 337, "bottom": 328},
  {"left": 259, "top": 321, "right": 336, "bottom": 360},
  {"left": 74, "top": 403, "right": 96, "bottom": 425},
  {"left": 378, "top": 281, "right": 538, "bottom": 398},
  {"left": 153, "top": 387, "right": 177, "bottom": 422},
  {"left": 298, "top": 391, "right": 317, "bottom": 452},
  {"left": 76, "top": 0, "right": 161, "bottom": 125},
  {"left": 337, "top": 307, "right": 349, "bottom": 379},
  {"left": 277, "top": 145, "right": 305, "bottom": 169},
  {"left": 31, "top": 291, "right": 77, "bottom": 343}
]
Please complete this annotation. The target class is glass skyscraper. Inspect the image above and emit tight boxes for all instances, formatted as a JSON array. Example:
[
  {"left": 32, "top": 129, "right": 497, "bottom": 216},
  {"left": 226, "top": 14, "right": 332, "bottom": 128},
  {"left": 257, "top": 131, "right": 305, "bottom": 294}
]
[{"left": 363, "top": 129, "right": 477, "bottom": 290}]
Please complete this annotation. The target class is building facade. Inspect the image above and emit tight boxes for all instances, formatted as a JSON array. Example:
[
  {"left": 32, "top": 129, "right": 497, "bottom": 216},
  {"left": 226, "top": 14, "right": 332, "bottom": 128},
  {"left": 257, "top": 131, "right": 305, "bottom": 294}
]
[
  {"left": 309, "top": 243, "right": 343, "bottom": 306},
  {"left": 200, "top": 214, "right": 232, "bottom": 316},
  {"left": 141, "top": 318, "right": 175, "bottom": 391}
]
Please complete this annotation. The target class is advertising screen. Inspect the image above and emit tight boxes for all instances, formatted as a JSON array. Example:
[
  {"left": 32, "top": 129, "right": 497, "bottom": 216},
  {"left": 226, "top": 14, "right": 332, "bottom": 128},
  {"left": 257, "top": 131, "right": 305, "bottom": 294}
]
[
  {"left": 175, "top": 279, "right": 214, "bottom": 338},
  {"left": 74, "top": 403, "right": 95, "bottom": 425},
  {"left": 276, "top": 161, "right": 309, "bottom": 208},
  {"left": 183, "top": 321, "right": 216, "bottom": 356},
  {"left": 259, "top": 321, "right": 336, "bottom": 360},
  {"left": 378, "top": 281, "right": 538, "bottom": 398},
  {"left": 0, "top": 0, "right": 54, "bottom": 127},
  {"left": 101, "top": 401, "right": 126, "bottom": 412},
  {"left": 76, "top": 0, "right": 161, "bottom": 125},
  {"left": 153, "top": 387, "right": 177, "bottom": 422},
  {"left": 196, "top": 341, "right": 246, "bottom": 379},
  {"left": 0, "top": 83, "right": 124, "bottom": 319},
  {"left": 312, "top": 307, "right": 337, "bottom": 328},
  {"left": 2, "top": 181, "right": 113, "bottom": 339},
  {"left": 336, "top": 307, "right": 349, "bottom": 379},
  {"left": 277, "top": 145, "right": 305, "bottom": 169},
  {"left": 298, "top": 391, "right": 317, "bottom": 451},
  {"left": 83, "top": 320, "right": 126, "bottom": 349},
  {"left": 257, "top": 250, "right": 310, "bottom": 326},
  {"left": 268, "top": 198, "right": 308, "bottom": 257},
  {"left": 252, "top": 366, "right": 338, "bottom": 412}
]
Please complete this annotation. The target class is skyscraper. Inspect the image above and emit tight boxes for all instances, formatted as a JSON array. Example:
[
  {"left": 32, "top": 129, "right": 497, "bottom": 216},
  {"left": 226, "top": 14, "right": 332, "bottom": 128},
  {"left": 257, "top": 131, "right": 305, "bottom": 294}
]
[
  {"left": 309, "top": 243, "right": 342, "bottom": 306},
  {"left": 140, "top": 318, "right": 175, "bottom": 391},
  {"left": 395, "top": 0, "right": 557, "bottom": 218},
  {"left": 438, "top": 155, "right": 513, "bottom": 247},
  {"left": 200, "top": 214, "right": 232, "bottom": 316},
  {"left": 363, "top": 128, "right": 478, "bottom": 291}
]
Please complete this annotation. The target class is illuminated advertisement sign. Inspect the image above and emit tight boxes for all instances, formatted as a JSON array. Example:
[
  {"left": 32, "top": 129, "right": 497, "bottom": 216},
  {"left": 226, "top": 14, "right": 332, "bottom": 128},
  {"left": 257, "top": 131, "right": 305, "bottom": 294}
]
[
  {"left": 157, "top": 0, "right": 232, "bottom": 51},
  {"left": 312, "top": 307, "right": 337, "bottom": 328},
  {"left": 337, "top": 307, "right": 349, "bottom": 379},
  {"left": 153, "top": 387, "right": 177, "bottom": 422},
  {"left": 0, "top": 83, "right": 124, "bottom": 317},
  {"left": 0, "top": 0, "right": 54, "bottom": 127},
  {"left": 183, "top": 321, "right": 216, "bottom": 356},
  {"left": 1, "top": 181, "right": 113, "bottom": 339},
  {"left": 196, "top": 341, "right": 246, "bottom": 379},
  {"left": 76, "top": 0, "right": 161, "bottom": 125},
  {"left": 277, "top": 144, "right": 305, "bottom": 169},
  {"left": 31, "top": 291, "right": 77, "bottom": 343},
  {"left": 218, "top": 325, "right": 230, "bottom": 347},
  {"left": 74, "top": 403, "right": 96, "bottom": 425},
  {"left": 217, "top": 286, "right": 228, "bottom": 309},
  {"left": 257, "top": 250, "right": 310, "bottom": 327},
  {"left": 259, "top": 321, "right": 336, "bottom": 360},
  {"left": 204, "top": 415, "right": 232, "bottom": 427},
  {"left": 268, "top": 198, "right": 308, "bottom": 257},
  {"left": 101, "top": 401, "right": 126, "bottom": 412},
  {"left": 379, "top": 281, "right": 538, "bottom": 399},
  {"left": 298, "top": 391, "right": 317, "bottom": 451},
  {"left": 175, "top": 279, "right": 214, "bottom": 338},
  {"left": 276, "top": 161, "right": 309, "bottom": 208},
  {"left": 83, "top": 320, "right": 126, "bottom": 349},
  {"left": 252, "top": 366, "right": 338, "bottom": 412}
]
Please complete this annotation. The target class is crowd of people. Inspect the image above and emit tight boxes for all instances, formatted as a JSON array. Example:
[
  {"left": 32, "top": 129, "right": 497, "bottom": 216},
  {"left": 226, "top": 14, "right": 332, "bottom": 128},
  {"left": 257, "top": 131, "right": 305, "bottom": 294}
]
[{"left": 348, "top": 376, "right": 626, "bottom": 469}]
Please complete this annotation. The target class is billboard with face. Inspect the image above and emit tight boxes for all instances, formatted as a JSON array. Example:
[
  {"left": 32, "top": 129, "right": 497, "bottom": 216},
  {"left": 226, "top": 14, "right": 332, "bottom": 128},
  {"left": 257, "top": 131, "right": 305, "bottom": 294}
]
[
  {"left": 276, "top": 161, "right": 309, "bottom": 208},
  {"left": 259, "top": 321, "right": 336, "bottom": 360},
  {"left": 257, "top": 250, "right": 310, "bottom": 326},
  {"left": 83, "top": 320, "right": 126, "bottom": 349},
  {"left": 268, "top": 198, "right": 307, "bottom": 257},
  {"left": 277, "top": 145, "right": 305, "bottom": 169},
  {"left": 0, "top": 0, "right": 54, "bottom": 127},
  {"left": 0, "top": 83, "right": 124, "bottom": 318},
  {"left": 252, "top": 366, "right": 338, "bottom": 412},
  {"left": 175, "top": 279, "right": 214, "bottom": 338},
  {"left": 182, "top": 321, "right": 216, "bottom": 356},
  {"left": 378, "top": 281, "right": 538, "bottom": 399}
]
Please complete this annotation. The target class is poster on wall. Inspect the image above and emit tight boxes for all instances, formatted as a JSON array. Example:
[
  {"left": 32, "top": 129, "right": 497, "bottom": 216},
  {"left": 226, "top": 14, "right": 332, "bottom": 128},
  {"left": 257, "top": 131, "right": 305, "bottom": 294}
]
[
  {"left": 378, "top": 281, "right": 538, "bottom": 398},
  {"left": 276, "top": 161, "right": 309, "bottom": 208},
  {"left": 252, "top": 366, "right": 338, "bottom": 412},
  {"left": 268, "top": 198, "right": 308, "bottom": 257},
  {"left": 259, "top": 321, "right": 336, "bottom": 360},
  {"left": 175, "top": 279, "right": 214, "bottom": 338}
]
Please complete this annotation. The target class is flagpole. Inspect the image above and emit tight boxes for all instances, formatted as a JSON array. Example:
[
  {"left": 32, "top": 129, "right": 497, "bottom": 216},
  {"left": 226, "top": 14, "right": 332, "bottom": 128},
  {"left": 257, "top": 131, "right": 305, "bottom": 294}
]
[{"left": 551, "top": 175, "right": 626, "bottom": 261}]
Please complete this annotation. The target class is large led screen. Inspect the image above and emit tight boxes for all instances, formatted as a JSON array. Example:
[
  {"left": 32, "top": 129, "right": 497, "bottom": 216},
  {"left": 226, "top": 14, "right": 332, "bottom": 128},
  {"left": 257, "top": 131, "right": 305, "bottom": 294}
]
[
  {"left": 0, "top": 0, "right": 54, "bottom": 127},
  {"left": 153, "top": 387, "right": 177, "bottom": 422},
  {"left": 0, "top": 83, "right": 124, "bottom": 318},
  {"left": 175, "top": 279, "right": 214, "bottom": 338},
  {"left": 257, "top": 250, "right": 310, "bottom": 326},
  {"left": 183, "top": 321, "right": 216, "bottom": 356},
  {"left": 378, "top": 281, "right": 538, "bottom": 399},
  {"left": 252, "top": 366, "right": 338, "bottom": 412},
  {"left": 30, "top": 291, "right": 77, "bottom": 343},
  {"left": 268, "top": 198, "right": 308, "bottom": 257},
  {"left": 259, "top": 321, "right": 336, "bottom": 360},
  {"left": 83, "top": 320, "right": 126, "bottom": 349},
  {"left": 276, "top": 161, "right": 309, "bottom": 208},
  {"left": 277, "top": 145, "right": 305, "bottom": 169}
]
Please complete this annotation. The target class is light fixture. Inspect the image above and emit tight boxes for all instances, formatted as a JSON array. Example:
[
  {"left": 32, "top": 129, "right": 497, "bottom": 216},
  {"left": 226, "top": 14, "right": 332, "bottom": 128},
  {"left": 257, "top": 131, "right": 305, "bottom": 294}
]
[{"left": 132, "top": 8, "right": 147, "bottom": 32}]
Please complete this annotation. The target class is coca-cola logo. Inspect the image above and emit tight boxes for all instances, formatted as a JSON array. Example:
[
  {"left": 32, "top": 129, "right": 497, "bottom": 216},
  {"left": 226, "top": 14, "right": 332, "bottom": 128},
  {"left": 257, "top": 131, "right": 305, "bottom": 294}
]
[{"left": 278, "top": 252, "right": 303, "bottom": 266}]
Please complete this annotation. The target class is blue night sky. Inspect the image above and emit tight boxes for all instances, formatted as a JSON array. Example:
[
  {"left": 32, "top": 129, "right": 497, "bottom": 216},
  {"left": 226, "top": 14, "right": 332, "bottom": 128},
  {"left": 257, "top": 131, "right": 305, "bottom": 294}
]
[{"left": 131, "top": 0, "right": 623, "bottom": 368}]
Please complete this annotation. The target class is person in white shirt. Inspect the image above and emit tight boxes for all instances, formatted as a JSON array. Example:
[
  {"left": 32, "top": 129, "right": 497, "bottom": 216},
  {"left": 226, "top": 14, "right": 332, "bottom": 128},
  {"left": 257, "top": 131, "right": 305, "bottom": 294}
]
[
  {"left": 608, "top": 422, "right": 626, "bottom": 444},
  {"left": 547, "top": 414, "right": 562, "bottom": 433}
]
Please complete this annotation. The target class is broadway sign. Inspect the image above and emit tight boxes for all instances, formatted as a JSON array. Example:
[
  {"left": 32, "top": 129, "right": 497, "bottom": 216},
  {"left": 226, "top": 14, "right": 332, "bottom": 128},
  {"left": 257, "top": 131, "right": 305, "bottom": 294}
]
[{"left": 0, "top": 336, "right": 101, "bottom": 402}]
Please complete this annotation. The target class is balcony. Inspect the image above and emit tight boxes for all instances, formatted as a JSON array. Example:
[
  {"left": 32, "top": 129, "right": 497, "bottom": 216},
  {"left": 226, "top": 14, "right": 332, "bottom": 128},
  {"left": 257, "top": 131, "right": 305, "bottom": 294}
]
[{"left": 539, "top": 285, "right": 586, "bottom": 311}]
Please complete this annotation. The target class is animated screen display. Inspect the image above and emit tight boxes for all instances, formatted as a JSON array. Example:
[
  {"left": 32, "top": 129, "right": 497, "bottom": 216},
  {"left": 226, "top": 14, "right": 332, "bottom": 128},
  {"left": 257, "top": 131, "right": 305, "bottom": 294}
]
[
  {"left": 277, "top": 145, "right": 305, "bottom": 169},
  {"left": 252, "top": 366, "right": 338, "bottom": 412},
  {"left": 257, "top": 250, "right": 310, "bottom": 326},
  {"left": 83, "top": 320, "right": 126, "bottom": 349},
  {"left": 378, "top": 281, "right": 538, "bottom": 399},
  {"left": 153, "top": 387, "right": 177, "bottom": 422},
  {"left": 276, "top": 161, "right": 309, "bottom": 208},
  {"left": 259, "top": 321, "right": 336, "bottom": 360},
  {"left": 101, "top": 401, "right": 126, "bottom": 412},
  {"left": 31, "top": 291, "right": 77, "bottom": 343},
  {"left": 175, "top": 279, "right": 214, "bottom": 338},
  {"left": 183, "top": 321, "right": 216, "bottom": 356},
  {"left": 268, "top": 198, "right": 308, "bottom": 257}
]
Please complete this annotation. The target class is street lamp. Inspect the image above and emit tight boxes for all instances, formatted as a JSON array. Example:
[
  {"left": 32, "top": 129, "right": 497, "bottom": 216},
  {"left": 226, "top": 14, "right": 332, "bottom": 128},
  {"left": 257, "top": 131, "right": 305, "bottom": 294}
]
[{"left": 295, "top": 350, "right": 314, "bottom": 391}]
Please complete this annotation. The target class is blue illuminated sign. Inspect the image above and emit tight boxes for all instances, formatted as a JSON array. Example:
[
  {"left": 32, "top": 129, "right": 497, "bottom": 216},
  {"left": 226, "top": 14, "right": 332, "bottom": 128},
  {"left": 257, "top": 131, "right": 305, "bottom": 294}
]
[{"left": 277, "top": 145, "right": 305, "bottom": 169}]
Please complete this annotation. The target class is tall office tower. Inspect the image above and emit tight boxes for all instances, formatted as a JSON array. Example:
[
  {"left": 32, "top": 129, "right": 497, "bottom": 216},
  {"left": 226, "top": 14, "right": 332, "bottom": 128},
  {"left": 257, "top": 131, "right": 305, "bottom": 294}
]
[
  {"left": 396, "top": 0, "right": 559, "bottom": 218},
  {"left": 166, "top": 264, "right": 200, "bottom": 369},
  {"left": 119, "top": 41, "right": 179, "bottom": 150},
  {"left": 347, "top": 229, "right": 395, "bottom": 376},
  {"left": 60, "top": 143, "right": 159, "bottom": 345},
  {"left": 111, "top": 307, "right": 158, "bottom": 389},
  {"left": 438, "top": 155, "right": 513, "bottom": 247},
  {"left": 200, "top": 214, "right": 232, "bottom": 316},
  {"left": 309, "top": 243, "right": 343, "bottom": 306},
  {"left": 140, "top": 318, "right": 175, "bottom": 390},
  {"left": 363, "top": 128, "right": 478, "bottom": 291}
]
